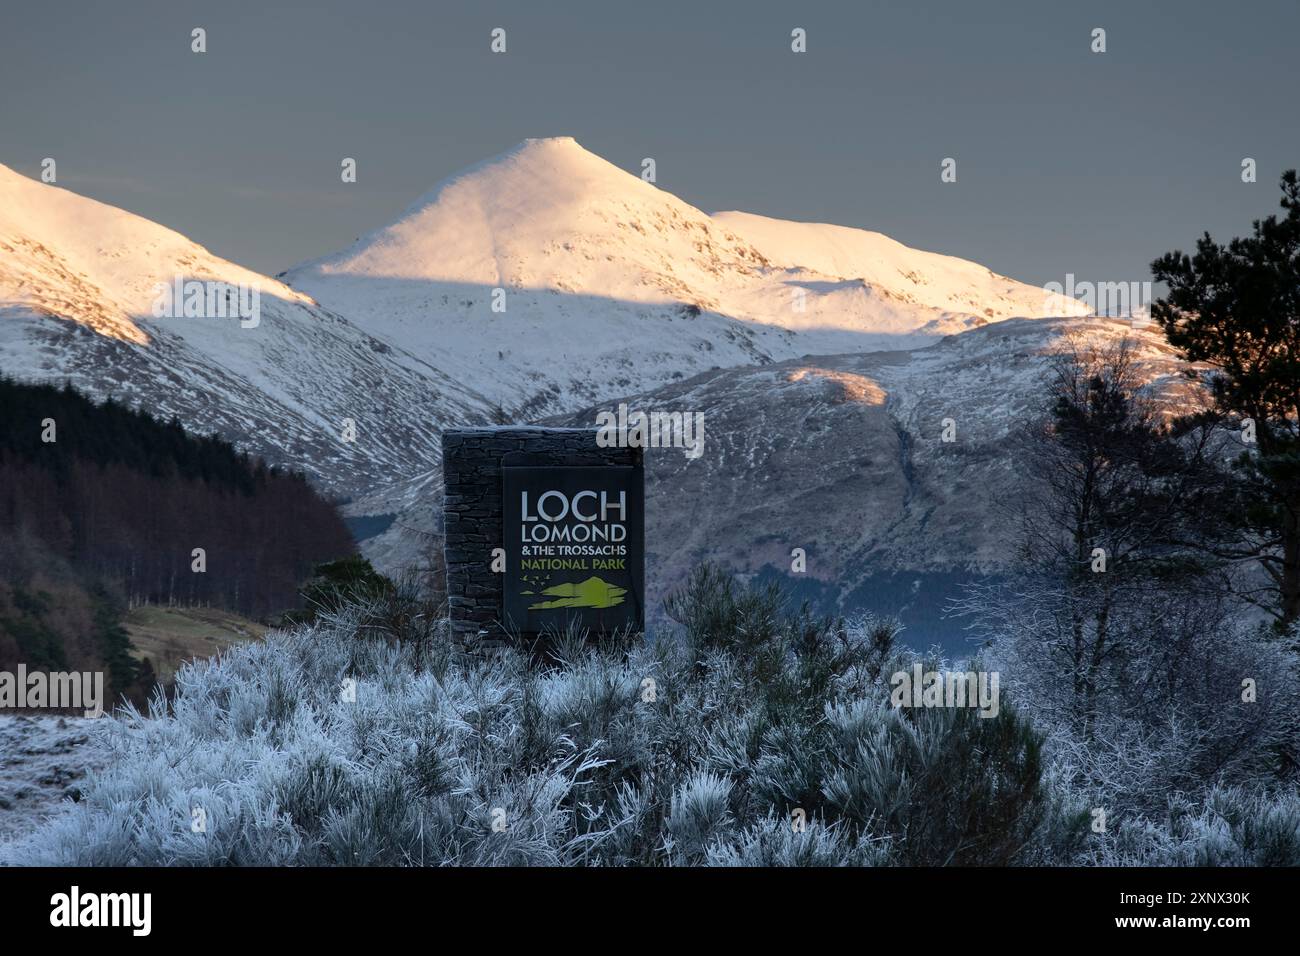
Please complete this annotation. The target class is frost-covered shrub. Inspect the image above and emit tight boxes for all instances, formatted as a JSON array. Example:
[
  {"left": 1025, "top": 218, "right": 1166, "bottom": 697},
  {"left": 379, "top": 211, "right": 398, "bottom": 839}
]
[
  {"left": 992, "top": 612, "right": 1300, "bottom": 823},
  {"left": 817, "top": 694, "right": 1086, "bottom": 865},
  {"left": 667, "top": 771, "right": 733, "bottom": 863},
  {"left": 1083, "top": 786, "right": 1300, "bottom": 866},
  {"left": 705, "top": 815, "right": 889, "bottom": 867},
  {"left": 4, "top": 568, "right": 1279, "bottom": 867}
]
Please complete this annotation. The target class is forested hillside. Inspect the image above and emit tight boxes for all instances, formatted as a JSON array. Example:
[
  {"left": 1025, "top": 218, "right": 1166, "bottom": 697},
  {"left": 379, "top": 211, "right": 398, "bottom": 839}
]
[{"left": 0, "top": 378, "right": 355, "bottom": 697}]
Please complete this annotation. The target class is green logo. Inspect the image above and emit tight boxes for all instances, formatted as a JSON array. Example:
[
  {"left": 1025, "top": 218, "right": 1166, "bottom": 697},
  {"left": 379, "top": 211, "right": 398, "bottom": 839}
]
[{"left": 528, "top": 575, "right": 627, "bottom": 610}]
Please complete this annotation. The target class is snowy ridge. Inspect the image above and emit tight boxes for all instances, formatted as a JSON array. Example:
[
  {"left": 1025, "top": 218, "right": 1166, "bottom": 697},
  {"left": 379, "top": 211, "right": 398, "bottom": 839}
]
[
  {"left": 712, "top": 210, "right": 1086, "bottom": 324},
  {"left": 0, "top": 163, "right": 310, "bottom": 344}
]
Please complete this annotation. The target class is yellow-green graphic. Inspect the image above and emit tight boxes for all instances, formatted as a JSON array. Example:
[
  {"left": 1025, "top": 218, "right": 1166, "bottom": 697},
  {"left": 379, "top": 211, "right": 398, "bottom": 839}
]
[{"left": 529, "top": 575, "right": 627, "bottom": 610}]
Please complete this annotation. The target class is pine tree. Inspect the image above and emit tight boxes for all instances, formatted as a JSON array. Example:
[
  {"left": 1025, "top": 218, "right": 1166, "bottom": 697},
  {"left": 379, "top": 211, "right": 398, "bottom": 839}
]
[{"left": 1151, "top": 170, "right": 1300, "bottom": 629}]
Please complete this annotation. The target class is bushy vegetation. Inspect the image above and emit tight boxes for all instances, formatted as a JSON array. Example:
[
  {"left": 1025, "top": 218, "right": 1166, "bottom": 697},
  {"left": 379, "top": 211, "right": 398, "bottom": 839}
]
[
  {"left": 278, "top": 556, "right": 396, "bottom": 626},
  {"left": 1081, "top": 786, "right": 1300, "bottom": 867},
  {"left": 3, "top": 565, "right": 1296, "bottom": 866},
  {"left": 0, "top": 569, "right": 1078, "bottom": 866},
  {"left": 0, "top": 542, "right": 155, "bottom": 705}
]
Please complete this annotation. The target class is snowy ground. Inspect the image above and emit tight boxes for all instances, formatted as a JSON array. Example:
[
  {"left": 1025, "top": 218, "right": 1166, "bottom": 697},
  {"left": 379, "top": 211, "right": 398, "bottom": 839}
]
[{"left": 0, "top": 715, "right": 105, "bottom": 845}]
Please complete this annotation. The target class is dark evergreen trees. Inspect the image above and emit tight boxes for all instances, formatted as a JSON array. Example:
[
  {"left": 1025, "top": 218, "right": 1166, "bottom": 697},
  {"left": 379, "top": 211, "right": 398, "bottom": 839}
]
[
  {"left": 0, "top": 378, "right": 356, "bottom": 672},
  {"left": 1152, "top": 171, "right": 1300, "bottom": 628}
]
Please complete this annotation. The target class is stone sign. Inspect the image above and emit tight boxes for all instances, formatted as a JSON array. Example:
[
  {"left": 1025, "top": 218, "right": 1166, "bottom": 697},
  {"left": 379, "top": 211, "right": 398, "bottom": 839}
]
[{"left": 442, "top": 427, "right": 644, "bottom": 643}]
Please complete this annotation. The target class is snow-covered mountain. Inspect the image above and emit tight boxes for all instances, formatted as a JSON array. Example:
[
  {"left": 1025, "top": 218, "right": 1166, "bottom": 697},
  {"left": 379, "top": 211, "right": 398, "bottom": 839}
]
[
  {"left": 2, "top": 138, "right": 1118, "bottom": 619},
  {"left": 284, "top": 137, "right": 1087, "bottom": 418}
]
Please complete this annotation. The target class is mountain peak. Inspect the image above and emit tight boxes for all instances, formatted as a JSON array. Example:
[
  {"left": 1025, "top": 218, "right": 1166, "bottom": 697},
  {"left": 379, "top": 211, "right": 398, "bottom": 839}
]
[
  {"left": 284, "top": 136, "right": 1088, "bottom": 351},
  {"left": 450, "top": 136, "right": 618, "bottom": 180},
  {"left": 442, "top": 135, "right": 646, "bottom": 199},
  {"left": 518, "top": 135, "right": 581, "bottom": 149},
  {"left": 290, "top": 136, "right": 678, "bottom": 285}
]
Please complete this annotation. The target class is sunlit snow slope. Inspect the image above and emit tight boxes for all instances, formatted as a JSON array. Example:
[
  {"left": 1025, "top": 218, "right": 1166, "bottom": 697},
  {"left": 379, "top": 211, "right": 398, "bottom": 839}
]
[
  {"left": 0, "top": 163, "right": 492, "bottom": 498},
  {"left": 285, "top": 137, "right": 1088, "bottom": 418}
]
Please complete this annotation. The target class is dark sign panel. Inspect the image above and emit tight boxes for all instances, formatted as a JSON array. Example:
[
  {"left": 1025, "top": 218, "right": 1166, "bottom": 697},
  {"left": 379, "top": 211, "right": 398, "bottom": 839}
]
[{"left": 502, "top": 465, "right": 644, "bottom": 634}]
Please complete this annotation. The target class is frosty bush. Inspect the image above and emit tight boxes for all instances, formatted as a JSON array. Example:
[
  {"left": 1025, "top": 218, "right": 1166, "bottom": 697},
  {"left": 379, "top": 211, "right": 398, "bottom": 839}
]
[
  {"left": 1083, "top": 786, "right": 1300, "bottom": 866},
  {"left": 2, "top": 567, "right": 1091, "bottom": 867}
]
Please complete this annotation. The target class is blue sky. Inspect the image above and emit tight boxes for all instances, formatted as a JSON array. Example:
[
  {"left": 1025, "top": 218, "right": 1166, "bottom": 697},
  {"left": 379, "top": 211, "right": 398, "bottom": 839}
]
[{"left": 4, "top": 0, "right": 1298, "bottom": 286}]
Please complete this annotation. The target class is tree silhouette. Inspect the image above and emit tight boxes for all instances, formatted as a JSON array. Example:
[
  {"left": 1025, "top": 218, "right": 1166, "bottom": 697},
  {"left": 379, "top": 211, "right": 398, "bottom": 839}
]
[{"left": 1152, "top": 170, "right": 1300, "bottom": 629}]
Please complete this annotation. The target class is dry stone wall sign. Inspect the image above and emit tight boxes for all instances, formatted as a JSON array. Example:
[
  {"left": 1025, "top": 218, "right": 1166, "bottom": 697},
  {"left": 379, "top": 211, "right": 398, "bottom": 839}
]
[{"left": 442, "top": 427, "right": 644, "bottom": 642}]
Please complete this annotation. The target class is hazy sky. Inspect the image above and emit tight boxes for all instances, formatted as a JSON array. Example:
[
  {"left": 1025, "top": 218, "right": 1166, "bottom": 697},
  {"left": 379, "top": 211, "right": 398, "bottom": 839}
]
[{"left": 4, "top": 0, "right": 1298, "bottom": 288}]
